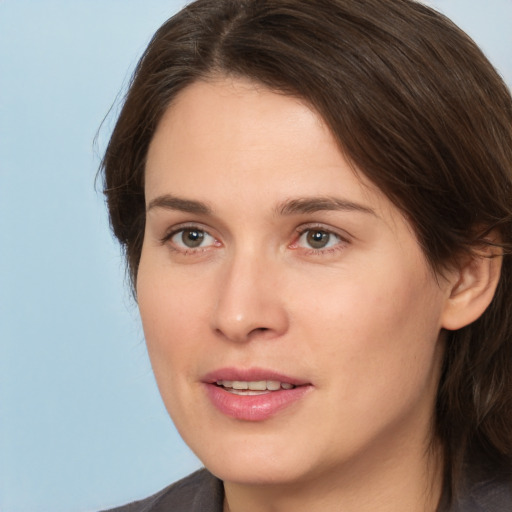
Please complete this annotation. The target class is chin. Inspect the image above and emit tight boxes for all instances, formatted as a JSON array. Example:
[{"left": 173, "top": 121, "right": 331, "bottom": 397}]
[
  {"left": 208, "top": 458, "right": 310, "bottom": 487},
  {"left": 188, "top": 433, "right": 326, "bottom": 487}
]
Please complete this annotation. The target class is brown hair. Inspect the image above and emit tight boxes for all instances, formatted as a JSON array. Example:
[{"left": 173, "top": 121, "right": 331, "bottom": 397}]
[{"left": 101, "top": 0, "right": 512, "bottom": 500}]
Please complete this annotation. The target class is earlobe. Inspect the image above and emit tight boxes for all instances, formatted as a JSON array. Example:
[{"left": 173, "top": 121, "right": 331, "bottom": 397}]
[{"left": 441, "top": 246, "right": 502, "bottom": 331}]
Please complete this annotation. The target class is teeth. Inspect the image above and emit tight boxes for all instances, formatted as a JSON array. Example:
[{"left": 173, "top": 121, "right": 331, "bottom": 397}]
[
  {"left": 266, "top": 380, "right": 281, "bottom": 391},
  {"left": 216, "top": 380, "right": 295, "bottom": 391},
  {"left": 248, "top": 381, "right": 267, "bottom": 391}
]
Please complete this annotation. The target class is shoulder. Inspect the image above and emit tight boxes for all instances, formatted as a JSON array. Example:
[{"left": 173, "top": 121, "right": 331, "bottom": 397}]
[
  {"left": 100, "top": 469, "right": 224, "bottom": 512},
  {"left": 450, "top": 461, "right": 512, "bottom": 511}
]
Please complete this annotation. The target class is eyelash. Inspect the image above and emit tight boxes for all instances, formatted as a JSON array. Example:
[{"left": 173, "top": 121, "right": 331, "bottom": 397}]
[
  {"left": 160, "top": 223, "right": 350, "bottom": 256},
  {"left": 291, "top": 224, "right": 349, "bottom": 255},
  {"left": 160, "top": 224, "right": 220, "bottom": 254}
]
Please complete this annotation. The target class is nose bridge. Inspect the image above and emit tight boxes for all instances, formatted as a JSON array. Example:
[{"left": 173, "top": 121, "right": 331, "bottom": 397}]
[{"left": 211, "top": 243, "right": 288, "bottom": 342}]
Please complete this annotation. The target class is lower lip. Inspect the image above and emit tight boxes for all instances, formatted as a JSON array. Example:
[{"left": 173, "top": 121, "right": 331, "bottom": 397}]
[{"left": 204, "top": 383, "right": 312, "bottom": 421}]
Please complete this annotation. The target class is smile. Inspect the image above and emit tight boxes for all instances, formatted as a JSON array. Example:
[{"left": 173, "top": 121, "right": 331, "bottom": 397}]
[
  {"left": 203, "top": 368, "right": 312, "bottom": 421},
  {"left": 215, "top": 380, "right": 295, "bottom": 394}
]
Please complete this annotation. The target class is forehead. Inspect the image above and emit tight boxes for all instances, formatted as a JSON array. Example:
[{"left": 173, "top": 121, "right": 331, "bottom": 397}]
[
  {"left": 148, "top": 77, "right": 329, "bottom": 167},
  {"left": 149, "top": 79, "right": 358, "bottom": 184},
  {"left": 145, "top": 77, "right": 399, "bottom": 222}
]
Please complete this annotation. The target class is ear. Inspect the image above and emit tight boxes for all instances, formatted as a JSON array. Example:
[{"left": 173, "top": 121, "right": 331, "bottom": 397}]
[{"left": 441, "top": 242, "right": 502, "bottom": 331}]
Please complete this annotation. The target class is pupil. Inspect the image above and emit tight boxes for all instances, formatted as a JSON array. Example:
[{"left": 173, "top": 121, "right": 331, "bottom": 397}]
[
  {"left": 182, "top": 229, "right": 204, "bottom": 248},
  {"left": 307, "top": 230, "right": 329, "bottom": 249}
]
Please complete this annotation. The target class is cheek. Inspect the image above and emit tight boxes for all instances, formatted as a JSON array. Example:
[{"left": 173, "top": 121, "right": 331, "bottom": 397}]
[
  {"left": 136, "top": 266, "right": 211, "bottom": 432},
  {"left": 298, "top": 263, "right": 445, "bottom": 400},
  {"left": 136, "top": 262, "right": 206, "bottom": 379},
  {"left": 138, "top": 249, "right": 213, "bottom": 333}
]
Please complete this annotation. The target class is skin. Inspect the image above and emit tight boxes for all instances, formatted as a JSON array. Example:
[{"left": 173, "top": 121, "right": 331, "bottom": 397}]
[{"left": 138, "top": 77, "right": 462, "bottom": 512}]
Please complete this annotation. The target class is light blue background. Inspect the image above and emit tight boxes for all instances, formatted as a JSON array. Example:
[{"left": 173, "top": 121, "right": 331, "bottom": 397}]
[{"left": 1, "top": 1, "right": 511, "bottom": 511}]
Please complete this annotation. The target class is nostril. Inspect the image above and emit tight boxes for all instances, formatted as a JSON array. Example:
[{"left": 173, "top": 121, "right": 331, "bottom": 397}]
[
  {"left": 247, "top": 327, "right": 271, "bottom": 339},
  {"left": 211, "top": 293, "right": 289, "bottom": 342}
]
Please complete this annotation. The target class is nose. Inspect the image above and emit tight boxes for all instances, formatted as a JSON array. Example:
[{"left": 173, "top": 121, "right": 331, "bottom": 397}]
[{"left": 211, "top": 251, "right": 289, "bottom": 343}]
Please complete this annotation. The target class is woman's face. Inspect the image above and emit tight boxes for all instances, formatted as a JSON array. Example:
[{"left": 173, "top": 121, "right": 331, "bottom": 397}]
[{"left": 138, "top": 77, "right": 453, "bottom": 486}]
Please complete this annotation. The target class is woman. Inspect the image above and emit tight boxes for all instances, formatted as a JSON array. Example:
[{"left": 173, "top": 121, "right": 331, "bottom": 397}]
[{"left": 101, "top": 0, "right": 512, "bottom": 510}]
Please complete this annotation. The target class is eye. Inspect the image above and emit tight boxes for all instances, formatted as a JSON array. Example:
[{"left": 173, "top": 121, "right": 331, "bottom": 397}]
[
  {"left": 296, "top": 228, "right": 343, "bottom": 250},
  {"left": 169, "top": 227, "right": 217, "bottom": 250}
]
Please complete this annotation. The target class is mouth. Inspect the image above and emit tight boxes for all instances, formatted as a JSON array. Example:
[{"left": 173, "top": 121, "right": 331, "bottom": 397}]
[
  {"left": 203, "top": 367, "right": 309, "bottom": 390},
  {"left": 214, "top": 379, "right": 296, "bottom": 395},
  {"left": 203, "top": 368, "right": 312, "bottom": 421}
]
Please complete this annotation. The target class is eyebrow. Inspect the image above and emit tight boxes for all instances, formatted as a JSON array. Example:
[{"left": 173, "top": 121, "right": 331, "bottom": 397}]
[
  {"left": 147, "top": 194, "right": 212, "bottom": 215},
  {"left": 276, "top": 196, "right": 376, "bottom": 216},
  {"left": 146, "top": 193, "right": 376, "bottom": 217}
]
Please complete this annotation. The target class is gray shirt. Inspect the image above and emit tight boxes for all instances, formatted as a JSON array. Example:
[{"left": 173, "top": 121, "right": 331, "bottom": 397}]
[{"left": 102, "top": 466, "right": 512, "bottom": 511}]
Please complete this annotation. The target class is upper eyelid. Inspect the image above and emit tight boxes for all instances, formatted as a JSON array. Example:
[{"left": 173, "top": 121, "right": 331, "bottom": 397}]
[
  {"left": 172, "top": 229, "right": 217, "bottom": 248},
  {"left": 160, "top": 222, "right": 215, "bottom": 242},
  {"left": 158, "top": 221, "right": 353, "bottom": 247},
  {"left": 162, "top": 226, "right": 219, "bottom": 254},
  {"left": 294, "top": 222, "right": 352, "bottom": 241}
]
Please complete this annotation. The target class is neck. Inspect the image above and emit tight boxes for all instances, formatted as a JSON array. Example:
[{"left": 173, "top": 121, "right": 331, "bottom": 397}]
[{"left": 223, "top": 436, "right": 444, "bottom": 512}]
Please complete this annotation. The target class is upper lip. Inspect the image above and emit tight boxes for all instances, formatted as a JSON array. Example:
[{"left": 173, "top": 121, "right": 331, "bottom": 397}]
[{"left": 202, "top": 367, "right": 311, "bottom": 386}]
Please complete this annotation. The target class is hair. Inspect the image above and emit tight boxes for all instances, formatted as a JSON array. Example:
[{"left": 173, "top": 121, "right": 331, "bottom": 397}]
[{"left": 100, "top": 0, "right": 512, "bottom": 502}]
